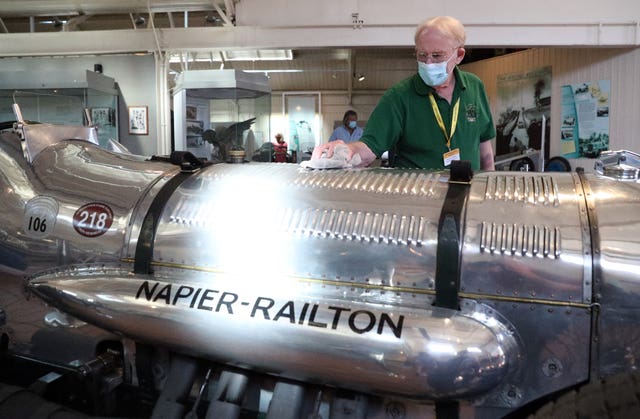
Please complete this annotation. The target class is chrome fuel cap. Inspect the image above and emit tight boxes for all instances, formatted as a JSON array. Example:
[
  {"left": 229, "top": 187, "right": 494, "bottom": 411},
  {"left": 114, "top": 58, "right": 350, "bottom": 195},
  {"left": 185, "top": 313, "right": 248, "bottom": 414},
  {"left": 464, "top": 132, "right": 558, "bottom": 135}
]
[{"left": 595, "top": 150, "right": 640, "bottom": 180}]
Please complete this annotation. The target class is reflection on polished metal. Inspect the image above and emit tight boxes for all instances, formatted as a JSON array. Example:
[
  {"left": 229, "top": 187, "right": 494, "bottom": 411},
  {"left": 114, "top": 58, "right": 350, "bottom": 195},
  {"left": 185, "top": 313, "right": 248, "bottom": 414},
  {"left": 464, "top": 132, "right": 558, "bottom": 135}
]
[
  {"left": 595, "top": 149, "right": 640, "bottom": 180},
  {"left": 20, "top": 122, "right": 100, "bottom": 163},
  {"left": 3, "top": 118, "right": 640, "bottom": 415},
  {"left": 30, "top": 267, "right": 519, "bottom": 399}
]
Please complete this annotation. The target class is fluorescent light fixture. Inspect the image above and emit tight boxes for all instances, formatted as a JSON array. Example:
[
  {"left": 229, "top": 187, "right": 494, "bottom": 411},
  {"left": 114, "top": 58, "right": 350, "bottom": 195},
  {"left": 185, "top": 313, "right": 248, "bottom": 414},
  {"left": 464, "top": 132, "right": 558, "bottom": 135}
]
[
  {"left": 40, "top": 18, "right": 68, "bottom": 25},
  {"left": 355, "top": 73, "right": 366, "bottom": 82},
  {"left": 223, "top": 49, "right": 293, "bottom": 61},
  {"left": 243, "top": 69, "right": 303, "bottom": 73},
  {"left": 170, "top": 49, "right": 293, "bottom": 63}
]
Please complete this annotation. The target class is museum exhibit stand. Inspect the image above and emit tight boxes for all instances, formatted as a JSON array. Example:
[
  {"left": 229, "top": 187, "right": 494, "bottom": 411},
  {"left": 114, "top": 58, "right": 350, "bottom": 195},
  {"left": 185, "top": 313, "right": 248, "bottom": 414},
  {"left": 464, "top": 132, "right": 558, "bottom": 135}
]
[{"left": 172, "top": 70, "right": 271, "bottom": 162}]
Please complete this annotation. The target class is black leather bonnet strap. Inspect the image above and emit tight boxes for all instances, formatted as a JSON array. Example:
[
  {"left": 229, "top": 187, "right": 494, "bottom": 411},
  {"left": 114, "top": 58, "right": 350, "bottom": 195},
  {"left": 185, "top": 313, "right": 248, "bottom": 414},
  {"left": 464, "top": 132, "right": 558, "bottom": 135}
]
[
  {"left": 434, "top": 160, "right": 473, "bottom": 310},
  {"left": 134, "top": 152, "right": 207, "bottom": 274}
]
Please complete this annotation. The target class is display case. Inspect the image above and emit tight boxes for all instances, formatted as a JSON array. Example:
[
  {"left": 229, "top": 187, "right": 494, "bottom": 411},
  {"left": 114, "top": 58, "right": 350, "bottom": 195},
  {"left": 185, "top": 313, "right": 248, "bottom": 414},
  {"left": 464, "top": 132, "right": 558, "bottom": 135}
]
[
  {"left": 0, "top": 70, "right": 118, "bottom": 149},
  {"left": 173, "top": 70, "right": 271, "bottom": 161}
]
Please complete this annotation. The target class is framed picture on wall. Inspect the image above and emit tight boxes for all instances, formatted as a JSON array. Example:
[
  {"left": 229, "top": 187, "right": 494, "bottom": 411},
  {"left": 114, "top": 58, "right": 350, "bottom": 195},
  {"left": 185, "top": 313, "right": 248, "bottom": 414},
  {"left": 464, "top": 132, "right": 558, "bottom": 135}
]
[{"left": 128, "top": 105, "right": 148, "bottom": 135}]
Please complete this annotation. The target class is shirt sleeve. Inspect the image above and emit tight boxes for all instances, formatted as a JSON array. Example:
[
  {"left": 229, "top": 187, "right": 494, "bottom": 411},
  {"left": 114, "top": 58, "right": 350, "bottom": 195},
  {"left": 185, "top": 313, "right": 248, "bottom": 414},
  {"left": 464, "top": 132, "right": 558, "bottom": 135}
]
[
  {"left": 360, "top": 89, "right": 405, "bottom": 157},
  {"left": 478, "top": 83, "right": 497, "bottom": 142},
  {"left": 354, "top": 127, "right": 364, "bottom": 141},
  {"left": 328, "top": 128, "right": 339, "bottom": 142}
]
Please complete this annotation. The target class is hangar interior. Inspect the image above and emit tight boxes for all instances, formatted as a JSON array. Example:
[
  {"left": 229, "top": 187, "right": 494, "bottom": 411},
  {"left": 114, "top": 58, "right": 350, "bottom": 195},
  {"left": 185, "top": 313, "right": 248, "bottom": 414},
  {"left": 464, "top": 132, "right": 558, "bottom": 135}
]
[{"left": 2, "top": 0, "right": 639, "bottom": 167}]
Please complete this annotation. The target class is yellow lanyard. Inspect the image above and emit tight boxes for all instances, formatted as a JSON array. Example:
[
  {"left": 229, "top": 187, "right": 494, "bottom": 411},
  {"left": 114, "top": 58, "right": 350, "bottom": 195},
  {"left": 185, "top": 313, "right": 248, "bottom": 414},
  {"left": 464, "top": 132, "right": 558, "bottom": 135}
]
[{"left": 429, "top": 93, "right": 460, "bottom": 150}]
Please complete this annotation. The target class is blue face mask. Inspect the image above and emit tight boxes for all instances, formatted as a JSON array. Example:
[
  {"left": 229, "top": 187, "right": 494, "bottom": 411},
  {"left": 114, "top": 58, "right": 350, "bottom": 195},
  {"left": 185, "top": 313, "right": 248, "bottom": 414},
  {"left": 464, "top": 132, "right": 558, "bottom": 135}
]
[
  {"left": 417, "top": 52, "right": 455, "bottom": 87},
  {"left": 348, "top": 120, "right": 357, "bottom": 129}
]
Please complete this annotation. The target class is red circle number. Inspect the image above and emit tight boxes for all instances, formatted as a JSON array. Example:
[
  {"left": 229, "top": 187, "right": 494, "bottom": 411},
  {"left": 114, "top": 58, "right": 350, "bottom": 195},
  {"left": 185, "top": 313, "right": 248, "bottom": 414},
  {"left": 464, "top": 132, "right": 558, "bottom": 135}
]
[{"left": 73, "top": 203, "right": 114, "bottom": 237}]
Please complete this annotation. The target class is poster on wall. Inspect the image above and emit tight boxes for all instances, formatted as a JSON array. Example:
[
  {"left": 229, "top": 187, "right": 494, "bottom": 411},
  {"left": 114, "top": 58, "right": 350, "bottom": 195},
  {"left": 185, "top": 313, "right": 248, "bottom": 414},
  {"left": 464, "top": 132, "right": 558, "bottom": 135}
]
[
  {"left": 496, "top": 66, "right": 552, "bottom": 160},
  {"left": 560, "top": 80, "right": 610, "bottom": 158}
]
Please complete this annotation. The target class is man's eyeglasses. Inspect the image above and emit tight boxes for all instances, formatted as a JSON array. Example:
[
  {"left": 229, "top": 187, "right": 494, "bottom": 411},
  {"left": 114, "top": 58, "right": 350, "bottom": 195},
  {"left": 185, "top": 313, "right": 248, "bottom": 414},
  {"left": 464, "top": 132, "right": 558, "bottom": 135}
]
[{"left": 416, "top": 48, "right": 459, "bottom": 63}]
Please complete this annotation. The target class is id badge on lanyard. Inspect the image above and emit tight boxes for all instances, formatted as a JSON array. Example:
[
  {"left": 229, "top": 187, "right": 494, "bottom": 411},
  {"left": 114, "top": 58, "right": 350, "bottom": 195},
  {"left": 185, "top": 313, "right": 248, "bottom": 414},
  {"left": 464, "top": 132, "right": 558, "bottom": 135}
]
[
  {"left": 443, "top": 148, "right": 461, "bottom": 166},
  {"left": 429, "top": 93, "right": 460, "bottom": 166}
]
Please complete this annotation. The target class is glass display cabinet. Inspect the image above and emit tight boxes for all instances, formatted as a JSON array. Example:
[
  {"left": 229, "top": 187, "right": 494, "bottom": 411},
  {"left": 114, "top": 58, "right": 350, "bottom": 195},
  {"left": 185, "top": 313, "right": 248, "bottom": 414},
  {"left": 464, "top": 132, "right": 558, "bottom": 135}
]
[
  {"left": 173, "top": 70, "right": 271, "bottom": 161},
  {"left": 0, "top": 70, "right": 119, "bottom": 149}
]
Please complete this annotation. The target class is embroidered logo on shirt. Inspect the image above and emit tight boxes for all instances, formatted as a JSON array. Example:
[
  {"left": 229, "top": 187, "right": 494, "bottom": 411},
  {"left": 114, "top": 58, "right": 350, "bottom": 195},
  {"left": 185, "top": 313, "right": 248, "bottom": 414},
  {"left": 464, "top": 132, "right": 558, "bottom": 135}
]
[{"left": 466, "top": 104, "right": 477, "bottom": 122}]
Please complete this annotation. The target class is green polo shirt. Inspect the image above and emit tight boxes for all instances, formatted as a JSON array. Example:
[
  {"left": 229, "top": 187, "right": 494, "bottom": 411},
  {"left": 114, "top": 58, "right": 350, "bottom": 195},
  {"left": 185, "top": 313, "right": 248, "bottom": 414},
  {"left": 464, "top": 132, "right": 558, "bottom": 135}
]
[{"left": 360, "top": 68, "right": 496, "bottom": 170}]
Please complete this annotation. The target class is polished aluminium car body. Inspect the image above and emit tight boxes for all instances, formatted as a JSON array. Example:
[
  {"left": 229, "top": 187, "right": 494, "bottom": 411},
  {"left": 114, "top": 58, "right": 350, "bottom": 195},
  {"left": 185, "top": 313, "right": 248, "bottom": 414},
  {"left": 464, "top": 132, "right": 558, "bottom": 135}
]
[{"left": 1, "top": 114, "right": 640, "bottom": 417}]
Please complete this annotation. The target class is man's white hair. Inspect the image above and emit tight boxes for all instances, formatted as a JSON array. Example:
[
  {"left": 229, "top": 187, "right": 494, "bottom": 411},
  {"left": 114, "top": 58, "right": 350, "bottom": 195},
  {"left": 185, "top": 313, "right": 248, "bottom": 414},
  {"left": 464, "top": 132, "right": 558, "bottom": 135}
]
[{"left": 414, "top": 16, "right": 466, "bottom": 47}]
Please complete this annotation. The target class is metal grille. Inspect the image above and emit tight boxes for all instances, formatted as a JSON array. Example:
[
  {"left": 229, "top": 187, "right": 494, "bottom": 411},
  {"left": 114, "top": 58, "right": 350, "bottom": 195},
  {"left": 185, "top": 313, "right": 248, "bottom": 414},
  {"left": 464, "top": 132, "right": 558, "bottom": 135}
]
[
  {"left": 484, "top": 175, "right": 560, "bottom": 206},
  {"left": 295, "top": 171, "right": 442, "bottom": 197},
  {"left": 480, "top": 221, "right": 561, "bottom": 258},
  {"left": 280, "top": 208, "right": 434, "bottom": 246}
]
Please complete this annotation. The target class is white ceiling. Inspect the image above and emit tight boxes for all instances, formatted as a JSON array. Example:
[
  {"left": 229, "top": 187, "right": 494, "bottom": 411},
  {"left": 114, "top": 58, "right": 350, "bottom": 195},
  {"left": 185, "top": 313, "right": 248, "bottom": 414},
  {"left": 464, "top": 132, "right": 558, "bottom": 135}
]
[
  {"left": 9, "top": 1, "right": 628, "bottom": 93},
  {"left": 0, "top": 2, "right": 458, "bottom": 93}
]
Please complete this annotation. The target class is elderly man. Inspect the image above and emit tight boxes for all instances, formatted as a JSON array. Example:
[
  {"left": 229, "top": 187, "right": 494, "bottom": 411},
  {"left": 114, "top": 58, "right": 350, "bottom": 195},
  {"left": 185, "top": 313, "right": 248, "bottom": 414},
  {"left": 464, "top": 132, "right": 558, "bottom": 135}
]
[{"left": 312, "top": 16, "right": 495, "bottom": 171}]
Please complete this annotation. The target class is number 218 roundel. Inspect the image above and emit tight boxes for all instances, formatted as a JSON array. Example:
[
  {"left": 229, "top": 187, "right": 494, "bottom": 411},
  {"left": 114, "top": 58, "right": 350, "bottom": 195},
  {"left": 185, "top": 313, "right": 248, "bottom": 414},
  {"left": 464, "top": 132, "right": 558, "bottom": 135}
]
[{"left": 73, "top": 202, "right": 114, "bottom": 238}]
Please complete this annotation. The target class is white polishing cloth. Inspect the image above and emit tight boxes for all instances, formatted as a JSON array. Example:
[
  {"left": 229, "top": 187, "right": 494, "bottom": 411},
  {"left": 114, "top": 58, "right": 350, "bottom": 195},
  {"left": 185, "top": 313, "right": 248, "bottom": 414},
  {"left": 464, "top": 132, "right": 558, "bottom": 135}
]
[{"left": 300, "top": 144, "right": 362, "bottom": 169}]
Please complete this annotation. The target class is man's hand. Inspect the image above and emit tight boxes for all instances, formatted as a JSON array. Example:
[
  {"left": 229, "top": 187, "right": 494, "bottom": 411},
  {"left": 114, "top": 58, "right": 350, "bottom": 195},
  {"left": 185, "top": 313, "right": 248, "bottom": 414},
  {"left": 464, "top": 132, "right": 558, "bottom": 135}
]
[
  {"left": 311, "top": 140, "right": 376, "bottom": 167},
  {"left": 311, "top": 140, "right": 346, "bottom": 160}
]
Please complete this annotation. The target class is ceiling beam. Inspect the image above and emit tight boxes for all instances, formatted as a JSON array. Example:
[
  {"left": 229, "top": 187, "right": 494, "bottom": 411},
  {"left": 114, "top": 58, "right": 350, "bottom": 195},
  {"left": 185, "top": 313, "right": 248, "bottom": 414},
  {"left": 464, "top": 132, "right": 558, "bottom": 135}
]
[
  {"left": 0, "top": 22, "right": 638, "bottom": 57},
  {"left": 0, "top": 0, "right": 229, "bottom": 16},
  {"left": 223, "top": 0, "right": 235, "bottom": 19},
  {"left": 212, "top": 1, "right": 233, "bottom": 27},
  {"left": 62, "top": 14, "right": 92, "bottom": 31}
]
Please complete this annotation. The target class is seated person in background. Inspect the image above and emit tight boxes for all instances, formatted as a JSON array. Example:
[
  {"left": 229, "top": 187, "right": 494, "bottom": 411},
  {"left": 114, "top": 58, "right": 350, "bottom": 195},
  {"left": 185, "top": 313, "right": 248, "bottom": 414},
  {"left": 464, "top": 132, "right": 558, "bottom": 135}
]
[
  {"left": 328, "top": 110, "right": 364, "bottom": 144},
  {"left": 312, "top": 16, "right": 495, "bottom": 171},
  {"left": 272, "top": 133, "right": 288, "bottom": 162}
]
